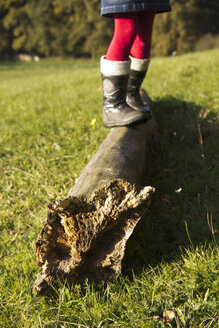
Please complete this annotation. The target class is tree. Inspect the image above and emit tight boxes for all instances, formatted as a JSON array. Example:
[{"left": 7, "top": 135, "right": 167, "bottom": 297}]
[
  {"left": 152, "top": 0, "right": 219, "bottom": 56},
  {"left": 0, "top": 0, "right": 29, "bottom": 58},
  {"left": 0, "top": 0, "right": 219, "bottom": 59}
]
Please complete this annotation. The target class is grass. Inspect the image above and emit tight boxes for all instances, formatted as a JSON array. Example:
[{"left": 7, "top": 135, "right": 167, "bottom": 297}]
[{"left": 0, "top": 49, "right": 219, "bottom": 327}]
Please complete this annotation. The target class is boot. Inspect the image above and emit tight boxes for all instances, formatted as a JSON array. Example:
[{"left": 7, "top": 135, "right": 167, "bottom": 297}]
[
  {"left": 126, "top": 56, "right": 152, "bottom": 120},
  {"left": 101, "top": 56, "right": 147, "bottom": 128}
]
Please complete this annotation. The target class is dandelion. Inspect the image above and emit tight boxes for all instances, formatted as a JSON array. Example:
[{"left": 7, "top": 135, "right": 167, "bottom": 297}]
[{"left": 90, "top": 118, "right": 97, "bottom": 126}]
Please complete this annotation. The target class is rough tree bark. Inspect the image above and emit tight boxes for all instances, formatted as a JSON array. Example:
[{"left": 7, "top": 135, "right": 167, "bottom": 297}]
[{"left": 33, "top": 91, "right": 157, "bottom": 295}]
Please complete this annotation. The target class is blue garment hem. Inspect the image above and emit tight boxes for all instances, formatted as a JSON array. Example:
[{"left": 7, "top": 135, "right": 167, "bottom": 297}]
[{"left": 101, "top": 3, "right": 171, "bottom": 17}]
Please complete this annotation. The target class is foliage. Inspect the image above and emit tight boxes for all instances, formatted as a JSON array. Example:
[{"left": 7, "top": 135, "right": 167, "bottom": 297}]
[
  {"left": 0, "top": 0, "right": 219, "bottom": 58},
  {"left": 152, "top": 0, "right": 219, "bottom": 56},
  {"left": 195, "top": 33, "right": 219, "bottom": 51},
  {"left": 0, "top": 0, "right": 113, "bottom": 59}
]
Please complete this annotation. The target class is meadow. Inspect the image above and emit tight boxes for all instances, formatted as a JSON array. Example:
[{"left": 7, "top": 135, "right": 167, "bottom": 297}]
[{"left": 0, "top": 49, "right": 219, "bottom": 327}]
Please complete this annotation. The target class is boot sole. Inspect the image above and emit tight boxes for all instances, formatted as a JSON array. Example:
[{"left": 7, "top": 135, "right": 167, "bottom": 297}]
[{"left": 103, "top": 114, "right": 151, "bottom": 128}]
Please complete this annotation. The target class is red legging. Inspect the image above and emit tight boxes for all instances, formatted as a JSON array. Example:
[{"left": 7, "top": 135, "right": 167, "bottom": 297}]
[{"left": 106, "top": 11, "right": 155, "bottom": 61}]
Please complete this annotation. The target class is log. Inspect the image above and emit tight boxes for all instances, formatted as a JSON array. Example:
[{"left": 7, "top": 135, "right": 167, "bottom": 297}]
[{"left": 33, "top": 91, "right": 157, "bottom": 295}]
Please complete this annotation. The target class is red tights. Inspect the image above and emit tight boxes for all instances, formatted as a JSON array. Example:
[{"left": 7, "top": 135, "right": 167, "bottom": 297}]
[{"left": 106, "top": 11, "right": 155, "bottom": 61}]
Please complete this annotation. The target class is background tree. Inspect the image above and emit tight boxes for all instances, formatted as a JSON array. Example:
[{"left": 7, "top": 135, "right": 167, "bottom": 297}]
[
  {"left": 0, "top": 0, "right": 219, "bottom": 59},
  {"left": 0, "top": 0, "right": 29, "bottom": 57},
  {"left": 152, "top": 0, "right": 219, "bottom": 56}
]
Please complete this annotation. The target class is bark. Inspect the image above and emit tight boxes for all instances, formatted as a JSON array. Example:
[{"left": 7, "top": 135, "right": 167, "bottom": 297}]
[{"left": 33, "top": 91, "right": 157, "bottom": 295}]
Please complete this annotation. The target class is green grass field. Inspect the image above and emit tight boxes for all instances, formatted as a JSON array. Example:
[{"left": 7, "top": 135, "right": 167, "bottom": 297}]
[{"left": 0, "top": 49, "right": 219, "bottom": 327}]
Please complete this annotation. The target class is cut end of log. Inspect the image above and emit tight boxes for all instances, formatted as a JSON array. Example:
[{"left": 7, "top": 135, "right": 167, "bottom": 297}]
[{"left": 33, "top": 179, "right": 155, "bottom": 295}]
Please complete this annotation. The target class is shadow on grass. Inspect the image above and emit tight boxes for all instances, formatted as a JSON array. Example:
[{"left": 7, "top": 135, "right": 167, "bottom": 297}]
[{"left": 123, "top": 96, "right": 219, "bottom": 275}]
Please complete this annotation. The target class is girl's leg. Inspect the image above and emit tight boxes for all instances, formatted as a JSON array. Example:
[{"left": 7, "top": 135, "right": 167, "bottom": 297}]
[
  {"left": 130, "top": 11, "right": 156, "bottom": 59},
  {"left": 106, "top": 12, "right": 138, "bottom": 61},
  {"left": 126, "top": 11, "right": 156, "bottom": 117},
  {"left": 101, "top": 12, "right": 151, "bottom": 127},
  {"left": 101, "top": 12, "right": 146, "bottom": 127}
]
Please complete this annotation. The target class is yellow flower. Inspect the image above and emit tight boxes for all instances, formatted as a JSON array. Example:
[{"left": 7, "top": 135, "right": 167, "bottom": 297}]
[{"left": 90, "top": 118, "right": 97, "bottom": 126}]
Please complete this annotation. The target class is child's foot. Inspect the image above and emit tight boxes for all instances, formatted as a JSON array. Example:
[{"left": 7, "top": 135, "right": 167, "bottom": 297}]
[{"left": 103, "top": 102, "right": 147, "bottom": 128}]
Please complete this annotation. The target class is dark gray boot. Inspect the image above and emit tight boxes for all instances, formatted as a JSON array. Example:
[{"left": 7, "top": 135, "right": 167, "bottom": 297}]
[
  {"left": 101, "top": 56, "right": 147, "bottom": 128},
  {"left": 126, "top": 57, "right": 152, "bottom": 120}
]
